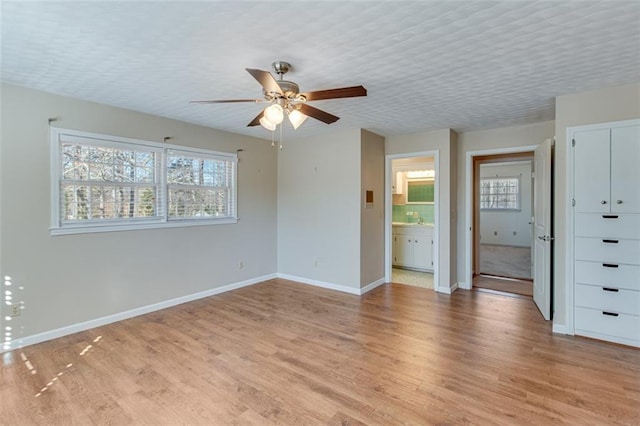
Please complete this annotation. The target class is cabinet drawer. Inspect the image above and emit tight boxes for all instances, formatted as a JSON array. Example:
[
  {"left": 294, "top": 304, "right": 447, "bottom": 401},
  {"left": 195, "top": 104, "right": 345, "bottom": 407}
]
[
  {"left": 575, "top": 307, "right": 640, "bottom": 342},
  {"left": 575, "top": 261, "right": 640, "bottom": 291},
  {"left": 575, "top": 284, "right": 640, "bottom": 315},
  {"left": 575, "top": 213, "right": 640, "bottom": 239},
  {"left": 575, "top": 237, "right": 640, "bottom": 264}
]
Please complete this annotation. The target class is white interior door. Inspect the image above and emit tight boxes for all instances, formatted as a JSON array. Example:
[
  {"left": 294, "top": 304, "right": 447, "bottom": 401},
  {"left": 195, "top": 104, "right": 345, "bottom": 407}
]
[{"left": 533, "top": 139, "right": 553, "bottom": 320}]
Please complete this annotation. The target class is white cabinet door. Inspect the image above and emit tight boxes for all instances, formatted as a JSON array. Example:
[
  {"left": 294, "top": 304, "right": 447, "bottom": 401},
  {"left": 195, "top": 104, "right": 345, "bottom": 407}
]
[
  {"left": 393, "top": 226, "right": 434, "bottom": 271},
  {"left": 413, "top": 235, "right": 431, "bottom": 269},
  {"left": 611, "top": 124, "right": 640, "bottom": 213},
  {"left": 574, "top": 128, "right": 611, "bottom": 213},
  {"left": 392, "top": 170, "right": 404, "bottom": 195},
  {"left": 396, "top": 234, "right": 413, "bottom": 267}
]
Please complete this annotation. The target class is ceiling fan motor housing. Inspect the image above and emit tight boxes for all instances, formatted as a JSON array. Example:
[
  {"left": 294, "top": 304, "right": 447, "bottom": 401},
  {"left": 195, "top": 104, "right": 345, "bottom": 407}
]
[{"left": 276, "top": 80, "right": 300, "bottom": 98}]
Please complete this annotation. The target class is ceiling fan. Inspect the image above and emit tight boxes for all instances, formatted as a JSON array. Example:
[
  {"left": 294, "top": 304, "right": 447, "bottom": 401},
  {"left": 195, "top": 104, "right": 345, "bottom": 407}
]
[{"left": 191, "top": 61, "right": 367, "bottom": 130}]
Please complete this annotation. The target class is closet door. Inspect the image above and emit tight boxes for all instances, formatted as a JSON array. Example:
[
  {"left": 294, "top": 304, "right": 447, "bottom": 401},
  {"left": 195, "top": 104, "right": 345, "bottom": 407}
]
[
  {"left": 573, "top": 128, "right": 611, "bottom": 213},
  {"left": 610, "top": 124, "right": 640, "bottom": 213}
]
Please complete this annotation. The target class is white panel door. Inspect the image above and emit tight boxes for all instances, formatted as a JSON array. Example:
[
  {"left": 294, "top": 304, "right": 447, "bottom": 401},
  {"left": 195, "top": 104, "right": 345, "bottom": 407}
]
[
  {"left": 533, "top": 139, "right": 553, "bottom": 320},
  {"left": 573, "top": 128, "right": 610, "bottom": 213},
  {"left": 611, "top": 124, "right": 640, "bottom": 213}
]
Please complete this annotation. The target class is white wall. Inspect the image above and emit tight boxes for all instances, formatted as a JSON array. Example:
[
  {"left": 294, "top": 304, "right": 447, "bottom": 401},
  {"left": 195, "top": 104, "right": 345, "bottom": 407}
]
[
  {"left": 479, "top": 162, "right": 532, "bottom": 247},
  {"left": 386, "top": 129, "right": 457, "bottom": 293},
  {"left": 277, "top": 129, "right": 362, "bottom": 289},
  {"left": 455, "top": 121, "right": 555, "bottom": 288},
  {"left": 554, "top": 82, "right": 640, "bottom": 331},
  {"left": 0, "top": 84, "right": 278, "bottom": 347}
]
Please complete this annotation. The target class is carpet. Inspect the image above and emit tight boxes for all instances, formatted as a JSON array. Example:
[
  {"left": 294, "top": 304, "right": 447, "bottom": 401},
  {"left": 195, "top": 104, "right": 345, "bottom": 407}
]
[{"left": 480, "top": 244, "right": 531, "bottom": 280}]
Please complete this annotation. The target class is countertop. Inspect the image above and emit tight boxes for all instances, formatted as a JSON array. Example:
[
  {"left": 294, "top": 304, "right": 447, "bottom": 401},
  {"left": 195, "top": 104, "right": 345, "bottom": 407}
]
[{"left": 392, "top": 222, "right": 434, "bottom": 227}]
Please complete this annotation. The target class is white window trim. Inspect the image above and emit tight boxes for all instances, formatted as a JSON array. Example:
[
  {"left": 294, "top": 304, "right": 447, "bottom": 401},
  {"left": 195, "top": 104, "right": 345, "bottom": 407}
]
[{"left": 50, "top": 127, "right": 238, "bottom": 235}]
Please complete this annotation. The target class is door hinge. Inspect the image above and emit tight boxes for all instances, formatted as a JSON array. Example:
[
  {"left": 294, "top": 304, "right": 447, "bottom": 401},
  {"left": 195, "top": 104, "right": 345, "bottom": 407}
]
[
  {"left": 572, "top": 198, "right": 576, "bottom": 207},
  {"left": 572, "top": 138, "right": 576, "bottom": 147}
]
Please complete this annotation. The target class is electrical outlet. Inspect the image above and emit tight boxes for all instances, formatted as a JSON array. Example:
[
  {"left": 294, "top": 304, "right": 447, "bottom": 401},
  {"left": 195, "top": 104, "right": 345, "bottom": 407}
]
[
  {"left": 11, "top": 305, "right": 20, "bottom": 317},
  {"left": 238, "top": 261, "right": 244, "bottom": 269}
]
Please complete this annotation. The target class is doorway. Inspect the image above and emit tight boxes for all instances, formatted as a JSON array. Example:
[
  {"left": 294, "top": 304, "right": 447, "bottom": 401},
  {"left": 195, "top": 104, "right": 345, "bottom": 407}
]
[
  {"left": 385, "top": 151, "right": 439, "bottom": 291},
  {"left": 473, "top": 153, "right": 534, "bottom": 296}
]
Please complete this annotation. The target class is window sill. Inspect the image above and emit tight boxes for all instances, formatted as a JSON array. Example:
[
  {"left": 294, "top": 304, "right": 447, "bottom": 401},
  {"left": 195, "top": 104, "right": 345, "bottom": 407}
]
[{"left": 50, "top": 217, "right": 239, "bottom": 236}]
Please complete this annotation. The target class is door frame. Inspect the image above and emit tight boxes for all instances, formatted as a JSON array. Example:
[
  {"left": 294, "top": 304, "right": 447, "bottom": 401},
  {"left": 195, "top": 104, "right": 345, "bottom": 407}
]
[
  {"left": 463, "top": 145, "right": 538, "bottom": 289},
  {"left": 385, "top": 150, "right": 439, "bottom": 290},
  {"left": 471, "top": 154, "right": 534, "bottom": 279}
]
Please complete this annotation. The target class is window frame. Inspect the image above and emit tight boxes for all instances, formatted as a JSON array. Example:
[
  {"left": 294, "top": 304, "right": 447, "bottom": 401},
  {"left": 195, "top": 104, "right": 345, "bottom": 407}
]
[
  {"left": 479, "top": 176, "right": 521, "bottom": 211},
  {"left": 50, "top": 128, "right": 238, "bottom": 235}
]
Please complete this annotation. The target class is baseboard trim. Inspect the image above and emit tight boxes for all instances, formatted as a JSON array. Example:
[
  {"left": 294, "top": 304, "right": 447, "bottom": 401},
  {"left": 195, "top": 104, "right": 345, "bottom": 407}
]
[
  {"left": 458, "top": 281, "right": 471, "bottom": 290},
  {"left": 361, "top": 277, "right": 386, "bottom": 295},
  {"left": 552, "top": 323, "right": 570, "bottom": 335},
  {"left": 2, "top": 273, "right": 277, "bottom": 353},
  {"left": 277, "top": 273, "right": 361, "bottom": 295},
  {"left": 437, "top": 282, "right": 459, "bottom": 294}
]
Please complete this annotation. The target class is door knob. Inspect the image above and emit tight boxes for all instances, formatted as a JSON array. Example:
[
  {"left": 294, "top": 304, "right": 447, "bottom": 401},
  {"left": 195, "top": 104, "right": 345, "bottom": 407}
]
[{"left": 601, "top": 200, "right": 607, "bottom": 204}]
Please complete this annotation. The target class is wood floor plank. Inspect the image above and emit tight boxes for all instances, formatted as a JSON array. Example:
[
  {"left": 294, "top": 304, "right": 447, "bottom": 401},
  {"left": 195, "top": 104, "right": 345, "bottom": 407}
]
[{"left": 1, "top": 279, "right": 639, "bottom": 425}]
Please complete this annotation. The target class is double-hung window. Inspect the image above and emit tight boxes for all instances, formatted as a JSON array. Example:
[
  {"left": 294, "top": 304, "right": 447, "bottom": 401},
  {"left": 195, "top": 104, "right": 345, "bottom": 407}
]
[
  {"left": 51, "top": 128, "right": 237, "bottom": 235},
  {"left": 480, "top": 177, "right": 520, "bottom": 211},
  {"left": 166, "top": 149, "right": 236, "bottom": 220}
]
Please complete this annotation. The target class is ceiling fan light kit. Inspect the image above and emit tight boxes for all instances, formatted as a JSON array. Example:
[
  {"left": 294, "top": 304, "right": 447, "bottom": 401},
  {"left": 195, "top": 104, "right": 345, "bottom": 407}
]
[
  {"left": 192, "top": 61, "right": 367, "bottom": 147},
  {"left": 263, "top": 103, "right": 284, "bottom": 125},
  {"left": 259, "top": 116, "right": 277, "bottom": 131},
  {"left": 287, "top": 108, "right": 308, "bottom": 130}
]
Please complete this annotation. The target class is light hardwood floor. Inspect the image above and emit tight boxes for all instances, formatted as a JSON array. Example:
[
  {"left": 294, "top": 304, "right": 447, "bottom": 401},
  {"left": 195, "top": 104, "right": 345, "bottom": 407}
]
[{"left": 2, "top": 279, "right": 638, "bottom": 425}]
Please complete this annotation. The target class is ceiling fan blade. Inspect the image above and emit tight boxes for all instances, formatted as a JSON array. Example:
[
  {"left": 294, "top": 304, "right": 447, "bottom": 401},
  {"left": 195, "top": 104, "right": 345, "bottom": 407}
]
[
  {"left": 247, "top": 110, "right": 264, "bottom": 127},
  {"left": 300, "top": 85, "right": 367, "bottom": 102},
  {"left": 190, "top": 99, "right": 264, "bottom": 104},
  {"left": 298, "top": 103, "right": 340, "bottom": 124},
  {"left": 246, "top": 68, "right": 283, "bottom": 95}
]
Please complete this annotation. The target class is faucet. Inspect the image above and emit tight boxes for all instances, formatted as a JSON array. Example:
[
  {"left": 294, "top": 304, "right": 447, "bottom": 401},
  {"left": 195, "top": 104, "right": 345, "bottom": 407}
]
[{"left": 418, "top": 217, "right": 424, "bottom": 224}]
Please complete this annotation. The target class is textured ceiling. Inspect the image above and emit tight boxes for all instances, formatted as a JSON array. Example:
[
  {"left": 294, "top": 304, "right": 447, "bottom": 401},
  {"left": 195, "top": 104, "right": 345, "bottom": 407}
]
[{"left": 2, "top": 1, "right": 639, "bottom": 140}]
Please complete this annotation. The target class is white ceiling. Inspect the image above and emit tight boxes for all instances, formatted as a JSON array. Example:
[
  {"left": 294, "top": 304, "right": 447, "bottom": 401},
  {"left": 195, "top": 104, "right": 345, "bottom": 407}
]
[{"left": 2, "top": 1, "right": 639, "bottom": 140}]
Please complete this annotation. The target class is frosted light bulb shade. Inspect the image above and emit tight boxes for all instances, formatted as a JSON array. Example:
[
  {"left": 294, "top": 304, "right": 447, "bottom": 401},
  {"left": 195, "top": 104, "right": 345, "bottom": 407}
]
[
  {"left": 259, "top": 116, "right": 276, "bottom": 131},
  {"left": 288, "top": 109, "right": 308, "bottom": 129},
  {"left": 264, "top": 104, "right": 284, "bottom": 124}
]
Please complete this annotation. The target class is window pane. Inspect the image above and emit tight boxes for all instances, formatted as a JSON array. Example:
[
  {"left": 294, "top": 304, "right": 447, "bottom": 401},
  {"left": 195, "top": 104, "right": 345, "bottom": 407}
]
[
  {"left": 168, "top": 187, "right": 230, "bottom": 218},
  {"left": 135, "top": 167, "right": 154, "bottom": 183},
  {"left": 62, "top": 184, "right": 89, "bottom": 220},
  {"left": 136, "top": 187, "right": 156, "bottom": 217}
]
